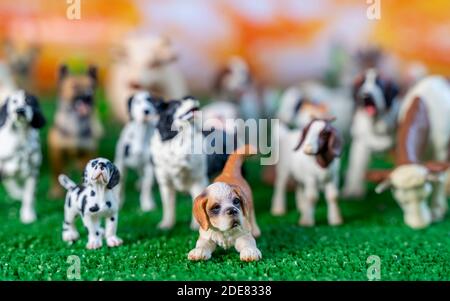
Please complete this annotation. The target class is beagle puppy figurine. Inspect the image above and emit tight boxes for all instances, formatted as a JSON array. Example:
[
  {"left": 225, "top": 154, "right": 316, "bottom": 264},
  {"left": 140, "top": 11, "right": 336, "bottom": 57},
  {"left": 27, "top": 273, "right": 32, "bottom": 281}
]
[
  {"left": 188, "top": 145, "right": 261, "bottom": 262},
  {"left": 59, "top": 158, "right": 122, "bottom": 249}
]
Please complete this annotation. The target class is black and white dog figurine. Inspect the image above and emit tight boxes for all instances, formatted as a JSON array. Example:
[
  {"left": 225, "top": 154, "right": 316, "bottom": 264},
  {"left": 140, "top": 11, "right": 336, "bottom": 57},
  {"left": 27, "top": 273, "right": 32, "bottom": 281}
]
[
  {"left": 150, "top": 96, "right": 232, "bottom": 230},
  {"left": 114, "top": 91, "right": 161, "bottom": 211},
  {"left": 59, "top": 158, "right": 122, "bottom": 249},
  {"left": 343, "top": 68, "right": 400, "bottom": 197},
  {"left": 0, "top": 90, "right": 46, "bottom": 223}
]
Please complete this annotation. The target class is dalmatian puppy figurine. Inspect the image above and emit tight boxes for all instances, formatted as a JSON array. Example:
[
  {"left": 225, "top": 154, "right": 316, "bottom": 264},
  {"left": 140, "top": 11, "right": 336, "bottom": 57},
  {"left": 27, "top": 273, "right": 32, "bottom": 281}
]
[
  {"left": 114, "top": 91, "right": 161, "bottom": 211},
  {"left": 0, "top": 90, "right": 46, "bottom": 223},
  {"left": 59, "top": 158, "right": 122, "bottom": 249}
]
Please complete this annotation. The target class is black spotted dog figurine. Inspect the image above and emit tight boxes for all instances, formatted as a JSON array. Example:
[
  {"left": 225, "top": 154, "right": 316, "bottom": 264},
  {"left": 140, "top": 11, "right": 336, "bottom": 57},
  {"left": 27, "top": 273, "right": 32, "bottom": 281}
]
[
  {"left": 59, "top": 158, "right": 122, "bottom": 249},
  {"left": 0, "top": 90, "right": 46, "bottom": 223},
  {"left": 114, "top": 91, "right": 162, "bottom": 211}
]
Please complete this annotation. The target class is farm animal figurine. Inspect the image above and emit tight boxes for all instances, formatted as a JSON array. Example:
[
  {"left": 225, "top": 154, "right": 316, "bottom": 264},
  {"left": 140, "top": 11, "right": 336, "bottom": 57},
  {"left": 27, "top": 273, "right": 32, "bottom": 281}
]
[
  {"left": 114, "top": 91, "right": 161, "bottom": 211},
  {"left": 271, "top": 118, "right": 343, "bottom": 226},
  {"left": 48, "top": 65, "right": 103, "bottom": 199},
  {"left": 368, "top": 75, "right": 450, "bottom": 229},
  {"left": 0, "top": 90, "right": 46, "bottom": 223},
  {"left": 59, "top": 158, "right": 122, "bottom": 249},
  {"left": 107, "top": 34, "right": 188, "bottom": 123},
  {"left": 189, "top": 145, "right": 261, "bottom": 262},
  {"left": 342, "top": 68, "right": 400, "bottom": 198},
  {"left": 150, "top": 96, "right": 233, "bottom": 230},
  {"left": 3, "top": 39, "right": 39, "bottom": 91}
]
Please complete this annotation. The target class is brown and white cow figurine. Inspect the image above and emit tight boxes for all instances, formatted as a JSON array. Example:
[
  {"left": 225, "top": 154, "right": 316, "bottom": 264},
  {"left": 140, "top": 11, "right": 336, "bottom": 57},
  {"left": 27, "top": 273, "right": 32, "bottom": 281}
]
[{"left": 368, "top": 75, "right": 450, "bottom": 229}]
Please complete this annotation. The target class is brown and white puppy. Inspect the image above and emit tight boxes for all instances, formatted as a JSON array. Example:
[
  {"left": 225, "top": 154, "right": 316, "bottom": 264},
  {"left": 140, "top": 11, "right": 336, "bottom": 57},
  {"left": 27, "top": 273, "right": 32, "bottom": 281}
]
[
  {"left": 188, "top": 145, "right": 261, "bottom": 262},
  {"left": 343, "top": 68, "right": 400, "bottom": 198},
  {"left": 48, "top": 65, "right": 103, "bottom": 198}
]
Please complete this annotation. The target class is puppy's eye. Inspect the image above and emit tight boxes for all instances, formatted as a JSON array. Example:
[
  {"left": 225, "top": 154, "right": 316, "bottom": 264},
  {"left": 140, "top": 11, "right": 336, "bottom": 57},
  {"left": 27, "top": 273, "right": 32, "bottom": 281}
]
[
  {"left": 232, "top": 198, "right": 241, "bottom": 206},
  {"left": 210, "top": 204, "right": 221, "bottom": 214}
]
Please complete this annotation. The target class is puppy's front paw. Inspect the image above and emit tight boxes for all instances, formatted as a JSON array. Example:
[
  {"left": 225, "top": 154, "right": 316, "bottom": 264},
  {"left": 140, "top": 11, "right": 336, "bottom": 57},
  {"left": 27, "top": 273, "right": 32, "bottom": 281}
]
[
  {"left": 158, "top": 219, "right": 175, "bottom": 230},
  {"left": 20, "top": 208, "right": 36, "bottom": 224},
  {"left": 86, "top": 238, "right": 102, "bottom": 250},
  {"left": 240, "top": 247, "right": 262, "bottom": 262},
  {"left": 106, "top": 236, "right": 123, "bottom": 247},
  {"left": 63, "top": 230, "right": 80, "bottom": 243},
  {"left": 188, "top": 248, "right": 211, "bottom": 261}
]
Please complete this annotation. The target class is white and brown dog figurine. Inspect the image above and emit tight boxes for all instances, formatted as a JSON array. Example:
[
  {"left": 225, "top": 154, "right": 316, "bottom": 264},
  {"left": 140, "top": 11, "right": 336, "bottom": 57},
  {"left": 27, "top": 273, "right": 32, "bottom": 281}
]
[
  {"left": 0, "top": 90, "right": 46, "bottom": 223},
  {"left": 114, "top": 91, "right": 162, "bottom": 211},
  {"left": 59, "top": 158, "right": 122, "bottom": 249},
  {"left": 271, "top": 118, "right": 343, "bottom": 226},
  {"left": 188, "top": 145, "right": 261, "bottom": 262},
  {"left": 343, "top": 68, "right": 400, "bottom": 198},
  {"left": 368, "top": 75, "right": 450, "bottom": 229}
]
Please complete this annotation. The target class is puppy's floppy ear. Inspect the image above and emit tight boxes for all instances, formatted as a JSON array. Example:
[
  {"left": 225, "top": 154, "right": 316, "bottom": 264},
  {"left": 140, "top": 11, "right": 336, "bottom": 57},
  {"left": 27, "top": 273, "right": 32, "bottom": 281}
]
[
  {"left": 106, "top": 162, "right": 120, "bottom": 189},
  {"left": 127, "top": 95, "right": 134, "bottom": 120},
  {"left": 327, "top": 126, "right": 342, "bottom": 157},
  {"left": 87, "top": 65, "right": 98, "bottom": 84},
  {"left": 58, "top": 64, "right": 69, "bottom": 80},
  {"left": 382, "top": 79, "right": 399, "bottom": 109},
  {"left": 193, "top": 191, "right": 209, "bottom": 230},
  {"left": 232, "top": 185, "right": 249, "bottom": 217},
  {"left": 0, "top": 99, "right": 8, "bottom": 127},
  {"left": 26, "top": 93, "right": 46, "bottom": 129}
]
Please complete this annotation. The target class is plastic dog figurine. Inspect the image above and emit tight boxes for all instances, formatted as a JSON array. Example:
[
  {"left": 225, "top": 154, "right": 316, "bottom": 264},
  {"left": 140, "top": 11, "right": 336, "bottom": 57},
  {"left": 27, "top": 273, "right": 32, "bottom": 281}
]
[
  {"left": 114, "top": 91, "right": 161, "bottom": 211},
  {"left": 0, "top": 90, "right": 46, "bottom": 223},
  {"left": 188, "top": 145, "right": 261, "bottom": 262},
  {"left": 48, "top": 65, "right": 103, "bottom": 198},
  {"left": 343, "top": 68, "right": 400, "bottom": 198},
  {"left": 59, "top": 158, "right": 122, "bottom": 249},
  {"left": 271, "top": 118, "right": 343, "bottom": 226},
  {"left": 368, "top": 75, "right": 450, "bottom": 229}
]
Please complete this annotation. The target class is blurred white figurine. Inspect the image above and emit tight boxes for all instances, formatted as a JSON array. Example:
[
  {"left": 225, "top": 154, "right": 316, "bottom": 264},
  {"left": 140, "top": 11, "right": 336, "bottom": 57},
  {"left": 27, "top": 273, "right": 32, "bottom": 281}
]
[{"left": 0, "top": 90, "right": 46, "bottom": 223}]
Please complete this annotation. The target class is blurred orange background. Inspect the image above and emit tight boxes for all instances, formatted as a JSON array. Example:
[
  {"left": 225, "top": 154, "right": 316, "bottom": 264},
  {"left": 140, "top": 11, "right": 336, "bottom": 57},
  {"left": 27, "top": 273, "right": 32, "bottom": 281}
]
[{"left": 0, "top": 0, "right": 449, "bottom": 93}]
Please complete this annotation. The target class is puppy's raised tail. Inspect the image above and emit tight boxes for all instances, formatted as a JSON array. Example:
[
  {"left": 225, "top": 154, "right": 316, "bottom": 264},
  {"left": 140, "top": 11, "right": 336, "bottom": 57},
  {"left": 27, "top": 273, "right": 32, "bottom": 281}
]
[
  {"left": 221, "top": 144, "right": 257, "bottom": 178},
  {"left": 58, "top": 174, "right": 77, "bottom": 190}
]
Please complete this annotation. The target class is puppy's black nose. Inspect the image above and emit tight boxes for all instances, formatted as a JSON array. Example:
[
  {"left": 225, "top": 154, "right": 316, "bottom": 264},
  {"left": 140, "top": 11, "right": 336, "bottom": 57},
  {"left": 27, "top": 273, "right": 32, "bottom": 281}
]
[
  {"left": 97, "top": 163, "right": 106, "bottom": 170},
  {"left": 89, "top": 204, "right": 100, "bottom": 212},
  {"left": 227, "top": 207, "right": 238, "bottom": 216},
  {"left": 16, "top": 108, "right": 26, "bottom": 116},
  {"left": 144, "top": 109, "right": 150, "bottom": 115}
]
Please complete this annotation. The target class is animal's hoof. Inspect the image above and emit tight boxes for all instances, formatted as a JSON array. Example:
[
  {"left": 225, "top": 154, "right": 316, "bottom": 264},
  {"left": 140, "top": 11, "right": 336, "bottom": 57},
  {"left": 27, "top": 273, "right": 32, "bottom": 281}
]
[
  {"left": 299, "top": 217, "right": 315, "bottom": 227},
  {"left": 140, "top": 200, "right": 156, "bottom": 212},
  {"left": 270, "top": 206, "right": 286, "bottom": 216},
  {"left": 240, "top": 247, "right": 262, "bottom": 262},
  {"left": 158, "top": 220, "right": 175, "bottom": 230},
  {"left": 188, "top": 248, "right": 211, "bottom": 261},
  {"left": 63, "top": 231, "right": 80, "bottom": 242},
  {"left": 20, "top": 209, "right": 36, "bottom": 224},
  {"left": 106, "top": 236, "right": 123, "bottom": 247},
  {"left": 86, "top": 239, "right": 103, "bottom": 250}
]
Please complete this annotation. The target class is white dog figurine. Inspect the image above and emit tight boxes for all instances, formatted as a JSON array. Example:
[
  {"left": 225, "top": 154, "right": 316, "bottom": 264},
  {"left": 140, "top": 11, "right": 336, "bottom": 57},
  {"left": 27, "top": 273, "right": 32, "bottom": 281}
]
[
  {"left": 271, "top": 119, "right": 343, "bottom": 226},
  {"left": 114, "top": 91, "right": 161, "bottom": 211},
  {"left": 0, "top": 90, "right": 46, "bottom": 223},
  {"left": 343, "top": 68, "right": 400, "bottom": 198},
  {"left": 59, "top": 158, "right": 122, "bottom": 249}
]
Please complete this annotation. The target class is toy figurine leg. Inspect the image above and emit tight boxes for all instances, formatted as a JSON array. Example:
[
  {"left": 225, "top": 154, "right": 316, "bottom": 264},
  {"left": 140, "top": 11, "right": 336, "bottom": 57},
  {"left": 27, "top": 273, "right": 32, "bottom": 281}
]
[
  {"left": 325, "top": 182, "right": 343, "bottom": 226},
  {"left": 140, "top": 164, "right": 156, "bottom": 212},
  {"left": 298, "top": 183, "right": 318, "bottom": 227},
  {"left": 62, "top": 203, "right": 79, "bottom": 243},
  {"left": 271, "top": 165, "right": 289, "bottom": 216},
  {"left": 188, "top": 238, "right": 216, "bottom": 261},
  {"left": 343, "top": 140, "right": 371, "bottom": 198},
  {"left": 430, "top": 177, "right": 448, "bottom": 222},
  {"left": 105, "top": 213, "right": 123, "bottom": 247},
  {"left": 189, "top": 181, "right": 208, "bottom": 230},
  {"left": 3, "top": 179, "right": 24, "bottom": 200},
  {"left": 235, "top": 234, "right": 262, "bottom": 262},
  {"left": 82, "top": 215, "right": 103, "bottom": 250},
  {"left": 20, "top": 177, "right": 37, "bottom": 224},
  {"left": 158, "top": 183, "right": 176, "bottom": 230}
]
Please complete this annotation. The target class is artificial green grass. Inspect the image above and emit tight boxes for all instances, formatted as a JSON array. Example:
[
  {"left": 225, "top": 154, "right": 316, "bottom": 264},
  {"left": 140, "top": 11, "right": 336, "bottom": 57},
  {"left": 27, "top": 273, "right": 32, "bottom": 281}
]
[{"left": 0, "top": 97, "right": 449, "bottom": 281}]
